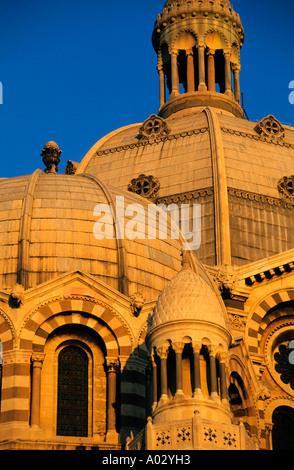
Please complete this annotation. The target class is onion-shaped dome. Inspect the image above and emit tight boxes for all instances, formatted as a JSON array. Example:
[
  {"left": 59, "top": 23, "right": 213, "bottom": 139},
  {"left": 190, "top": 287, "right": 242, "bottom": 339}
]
[{"left": 149, "top": 255, "right": 230, "bottom": 335}]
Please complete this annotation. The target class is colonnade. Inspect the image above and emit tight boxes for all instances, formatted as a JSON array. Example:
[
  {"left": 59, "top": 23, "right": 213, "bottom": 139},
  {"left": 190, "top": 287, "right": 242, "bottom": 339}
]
[
  {"left": 151, "top": 342, "right": 229, "bottom": 408},
  {"left": 158, "top": 46, "right": 241, "bottom": 106},
  {"left": 30, "top": 352, "right": 119, "bottom": 437}
]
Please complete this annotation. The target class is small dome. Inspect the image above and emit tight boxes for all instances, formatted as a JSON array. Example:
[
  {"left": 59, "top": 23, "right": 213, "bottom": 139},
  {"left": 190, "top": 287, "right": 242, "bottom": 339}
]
[{"left": 150, "top": 262, "right": 229, "bottom": 332}]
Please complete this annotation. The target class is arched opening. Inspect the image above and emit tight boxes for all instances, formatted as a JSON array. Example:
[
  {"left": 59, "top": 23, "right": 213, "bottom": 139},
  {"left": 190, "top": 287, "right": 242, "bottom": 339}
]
[
  {"left": 57, "top": 345, "right": 89, "bottom": 437},
  {"left": 228, "top": 372, "right": 248, "bottom": 419},
  {"left": 272, "top": 406, "right": 294, "bottom": 450},
  {"left": 39, "top": 321, "right": 112, "bottom": 440},
  {"left": 200, "top": 346, "right": 210, "bottom": 398},
  {"left": 167, "top": 346, "right": 176, "bottom": 398},
  {"left": 182, "top": 343, "right": 194, "bottom": 397}
]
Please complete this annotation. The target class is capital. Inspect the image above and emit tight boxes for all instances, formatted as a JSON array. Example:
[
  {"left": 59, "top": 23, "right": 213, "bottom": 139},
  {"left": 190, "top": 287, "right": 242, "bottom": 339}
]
[
  {"left": 172, "top": 341, "right": 185, "bottom": 354},
  {"left": 105, "top": 357, "right": 120, "bottom": 373},
  {"left": 31, "top": 353, "right": 45, "bottom": 367},
  {"left": 156, "top": 346, "right": 169, "bottom": 359}
]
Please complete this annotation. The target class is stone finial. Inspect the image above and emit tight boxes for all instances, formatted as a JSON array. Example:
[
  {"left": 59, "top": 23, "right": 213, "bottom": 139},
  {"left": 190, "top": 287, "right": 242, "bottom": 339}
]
[{"left": 41, "top": 141, "right": 62, "bottom": 174}]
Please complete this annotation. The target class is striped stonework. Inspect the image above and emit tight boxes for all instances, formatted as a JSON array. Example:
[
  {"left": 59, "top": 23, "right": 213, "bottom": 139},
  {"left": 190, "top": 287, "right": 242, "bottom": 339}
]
[
  {"left": 0, "top": 312, "right": 14, "bottom": 353},
  {"left": 247, "top": 290, "right": 294, "bottom": 355},
  {"left": 20, "top": 296, "right": 133, "bottom": 357},
  {"left": 0, "top": 296, "right": 133, "bottom": 429}
]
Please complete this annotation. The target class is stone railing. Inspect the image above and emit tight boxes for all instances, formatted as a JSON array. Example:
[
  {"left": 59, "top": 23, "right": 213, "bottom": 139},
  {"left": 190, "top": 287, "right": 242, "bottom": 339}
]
[{"left": 126, "top": 413, "right": 258, "bottom": 451}]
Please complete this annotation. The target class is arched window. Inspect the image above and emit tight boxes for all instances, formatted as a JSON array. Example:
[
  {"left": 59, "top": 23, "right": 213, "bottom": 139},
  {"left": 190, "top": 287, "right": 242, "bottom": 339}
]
[
  {"left": 228, "top": 372, "right": 247, "bottom": 419},
  {"left": 272, "top": 406, "right": 294, "bottom": 450},
  {"left": 57, "top": 345, "right": 89, "bottom": 437}
]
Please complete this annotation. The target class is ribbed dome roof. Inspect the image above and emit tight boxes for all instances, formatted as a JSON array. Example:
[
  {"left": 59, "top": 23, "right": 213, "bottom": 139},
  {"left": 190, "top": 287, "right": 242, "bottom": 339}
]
[
  {"left": 0, "top": 170, "right": 205, "bottom": 300},
  {"left": 77, "top": 108, "right": 294, "bottom": 268},
  {"left": 149, "top": 262, "right": 229, "bottom": 331}
]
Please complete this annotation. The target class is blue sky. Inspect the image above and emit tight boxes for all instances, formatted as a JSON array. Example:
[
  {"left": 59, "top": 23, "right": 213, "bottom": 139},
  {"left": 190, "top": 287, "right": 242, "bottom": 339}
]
[{"left": 0, "top": 0, "right": 294, "bottom": 178}]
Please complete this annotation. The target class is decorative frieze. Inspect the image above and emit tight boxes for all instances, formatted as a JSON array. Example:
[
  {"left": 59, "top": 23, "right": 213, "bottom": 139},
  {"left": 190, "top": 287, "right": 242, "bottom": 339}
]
[
  {"left": 245, "top": 261, "right": 294, "bottom": 286},
  {"left": 228, "top": 187, "right": 294, "bottom": 209},
  {"left": 94, "top": 127, "right": 209, "bottom": 157},
  {"left": 222, "top": 125, "right": 293, "bottom": 148}
]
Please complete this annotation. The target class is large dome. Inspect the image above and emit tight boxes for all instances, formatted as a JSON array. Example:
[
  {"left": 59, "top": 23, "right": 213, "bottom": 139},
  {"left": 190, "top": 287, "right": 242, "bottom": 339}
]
[
  {"left": 76, "top": 107, "right": 294, "bottom": 268},
  {"left": 0, "top": 169, "right": 209, "bottom": 301}
]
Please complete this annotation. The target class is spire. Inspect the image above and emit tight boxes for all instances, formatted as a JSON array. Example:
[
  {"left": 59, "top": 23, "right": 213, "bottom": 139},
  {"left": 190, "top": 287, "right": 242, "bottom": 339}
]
[{"left": 153, "top": 0, "right": 245, "bottom": 118}]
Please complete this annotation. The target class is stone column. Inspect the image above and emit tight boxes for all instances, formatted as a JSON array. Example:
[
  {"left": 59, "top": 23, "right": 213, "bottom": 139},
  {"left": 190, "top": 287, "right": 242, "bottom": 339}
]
[
  {"left": 224, "top": 50, "right": 232, "bottom": 95},
  {"left": 186, "top": 49, "right": 195, "bottom": 93},
  {"left": 30, "top": 353, "right": 45, "bottom": 428},
  {"left": 192, "top": 342, "right": 202, "bottom": 397},
  {"left": 265, "top": 423, "right": 273, "bottom": 450},
  {"left": 173, "top": 342, "right": 184, "bottom": 398},
  {"left": 157, "top": 346, "right": 169, "bottom": 403},
  {"left": 218, "top": 352, "right": 229, "bottom": 402},
  {"left": 198, "top": 43, "right": 207, "bottom": 92},
  {"left": 170, "top": 50, "right": 179, "bottom": 99},
  {"left": 158, "top": 65, "right": 166, "bottom": 108},
  {"left": 208, "top": 346, "right": 218, "bottom": 400},
  {"left": 207, "top": 49, "right": 216, "bottom": 92},
  {"left": 232, "top": 64, "right": 241, "bottom": 103},
  {"left": 151, "top": 352, "right": 158, "bottom": 410},
  {"left": 105, "top": 358, "right": 120, "bottom": 443}
]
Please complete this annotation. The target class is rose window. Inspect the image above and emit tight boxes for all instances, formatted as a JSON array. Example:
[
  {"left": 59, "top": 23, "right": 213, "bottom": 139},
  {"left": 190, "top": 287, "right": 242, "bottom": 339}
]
[
  {"left": 254, "top": 115, "right": 285, "bottom": 141},
  {"left": 139, "top": 114, "right": 170, "bottom": 140},
  {"left": 128, "top": 174, "right": 160, "bottom": 199},
  {"left": 277, "top": 175, "right": 294, "bottom": 199},
  {"left": 274, "top": 343, "right": 294, "bottom": 390}
]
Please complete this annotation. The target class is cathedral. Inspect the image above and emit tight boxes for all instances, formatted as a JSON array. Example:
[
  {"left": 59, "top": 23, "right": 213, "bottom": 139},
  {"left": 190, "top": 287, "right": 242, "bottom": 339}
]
[{"left": 1, "top": 0, "right": 294, "bottom": 451}]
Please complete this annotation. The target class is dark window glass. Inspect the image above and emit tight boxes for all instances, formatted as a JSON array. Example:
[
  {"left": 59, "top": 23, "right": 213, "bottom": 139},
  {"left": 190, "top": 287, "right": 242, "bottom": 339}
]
[
  {"left": 57, "top": 345, "right": 88, "bottom": 437},
  {"left": 272, "top": 406, "right": 294, "bottom": 450}
]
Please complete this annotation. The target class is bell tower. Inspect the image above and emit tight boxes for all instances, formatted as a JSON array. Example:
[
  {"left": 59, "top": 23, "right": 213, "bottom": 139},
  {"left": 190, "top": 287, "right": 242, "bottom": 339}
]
[{"left": 152, "top": 0, "right": 245, "bottom": 118}]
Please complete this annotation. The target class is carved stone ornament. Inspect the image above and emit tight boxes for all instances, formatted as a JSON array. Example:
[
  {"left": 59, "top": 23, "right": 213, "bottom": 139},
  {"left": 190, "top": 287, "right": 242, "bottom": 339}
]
[
  {"left": 130, "top": 292, "right": 145, "bottom": 317},
  {"left": 139, "top": 114, "right": 170, "bottom": 141},
  {"left": 213, "top": 264, "right": 237, "bottom": 298},
  {"left": 41, "top": 141, "right": 62, "bottom": 174},
  {"left": 64, "top": 160, "right": 79, "bottom": 175},
  {"left": 254, "top": 115, "right": 285, "bottom": 142},
  {"left": 228, "top": 313, "right": 245, "bottom": 331},
  {"left": 128, "top": 174, "right": 160, "bottom": 199},
  {"left": 9, "top": 284, "right": 25, "bottom": 308},
  {"left": 277, "top": 175, "right": 294, "bottom": 200},
  {"left": 256, "top": 379, "right": 271, "bottom": 401}
]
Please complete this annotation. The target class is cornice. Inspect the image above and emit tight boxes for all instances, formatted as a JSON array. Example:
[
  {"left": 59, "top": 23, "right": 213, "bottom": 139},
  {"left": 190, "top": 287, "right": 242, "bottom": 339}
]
[
  {"left": 94, "top": 127, "right": 209, "bottom": 157},
  {"left": 221, "top": 126, "right": 294, "bottom": 149},
  {"left": 228, "top": 187, "right": 294, "bottom": 210}
]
